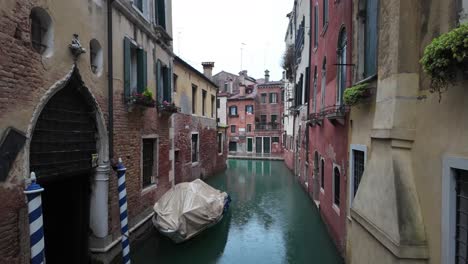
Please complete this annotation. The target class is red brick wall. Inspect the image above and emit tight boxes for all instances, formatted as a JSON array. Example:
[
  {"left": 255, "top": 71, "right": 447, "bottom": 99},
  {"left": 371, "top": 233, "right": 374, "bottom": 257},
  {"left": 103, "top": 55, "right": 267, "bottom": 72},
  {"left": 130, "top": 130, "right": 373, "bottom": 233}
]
[
  {"left": 173, "top": 113, "right": 226, "bottom": 184},
  {"left": 226, "top": 98, "right": 256, "bottom": 153}
]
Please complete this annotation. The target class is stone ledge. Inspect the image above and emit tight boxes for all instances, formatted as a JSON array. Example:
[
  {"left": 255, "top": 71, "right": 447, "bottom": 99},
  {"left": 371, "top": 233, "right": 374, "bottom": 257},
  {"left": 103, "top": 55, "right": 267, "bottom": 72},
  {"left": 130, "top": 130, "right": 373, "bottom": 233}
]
[
  {"left": 351, "top": 208, "right": 429, "bottom": 260},
  {"left": 370, "top": 128, "right": 415, "bottom": 141}
]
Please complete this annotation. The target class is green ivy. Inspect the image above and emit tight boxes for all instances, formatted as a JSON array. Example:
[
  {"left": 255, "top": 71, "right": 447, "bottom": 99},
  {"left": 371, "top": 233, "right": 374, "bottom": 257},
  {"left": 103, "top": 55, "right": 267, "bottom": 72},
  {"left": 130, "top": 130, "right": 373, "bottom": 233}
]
[
  {"left": 343, "top": 83, "right": 370, "bottom": 106},
  {"left": 420, "top": 23, "right": 468, "bottom": 94}
]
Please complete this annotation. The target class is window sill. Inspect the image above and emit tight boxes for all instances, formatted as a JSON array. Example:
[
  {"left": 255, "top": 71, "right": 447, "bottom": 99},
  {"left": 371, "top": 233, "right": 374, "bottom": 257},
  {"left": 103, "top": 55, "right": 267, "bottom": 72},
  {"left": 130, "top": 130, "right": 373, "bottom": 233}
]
[
  {"left": 333, "top": 204, "right": 340, "bottom": 215},
  {"left": 354, "top": 74, "right": 377, "bottom": 86},
  {"left": 192, "top": 162, "right": 199, "bottom": 167},
  {"left": 141, "top": 181, "right": 158, "bottom": 195}
]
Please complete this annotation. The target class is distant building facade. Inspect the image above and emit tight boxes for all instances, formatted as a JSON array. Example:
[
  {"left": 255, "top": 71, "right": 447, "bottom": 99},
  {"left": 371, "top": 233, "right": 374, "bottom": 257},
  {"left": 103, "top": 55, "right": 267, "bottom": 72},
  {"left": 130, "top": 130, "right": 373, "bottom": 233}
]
[{"left": 173, "top": 57, "right": 227, "bottom": 183}]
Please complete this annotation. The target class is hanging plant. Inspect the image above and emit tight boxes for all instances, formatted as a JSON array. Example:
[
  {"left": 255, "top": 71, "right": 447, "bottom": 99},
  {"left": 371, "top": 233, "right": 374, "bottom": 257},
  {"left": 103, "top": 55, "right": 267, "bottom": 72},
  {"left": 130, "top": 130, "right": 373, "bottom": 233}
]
[
  {"left": 128, "top": 88, "right": 156, "bottom": 108},
  {"left": 420, "top": 23, "right": 468, "bottom": 96},
  {"left": 344, "top": 83, "right": 371, "bottom": 106}
]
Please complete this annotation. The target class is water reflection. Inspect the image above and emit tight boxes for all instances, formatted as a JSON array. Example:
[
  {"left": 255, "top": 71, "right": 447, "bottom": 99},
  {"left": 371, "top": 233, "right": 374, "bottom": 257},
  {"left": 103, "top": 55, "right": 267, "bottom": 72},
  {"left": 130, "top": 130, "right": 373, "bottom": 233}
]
[{"left": 133, "top": 160, "right": 342, "bottom": 264}]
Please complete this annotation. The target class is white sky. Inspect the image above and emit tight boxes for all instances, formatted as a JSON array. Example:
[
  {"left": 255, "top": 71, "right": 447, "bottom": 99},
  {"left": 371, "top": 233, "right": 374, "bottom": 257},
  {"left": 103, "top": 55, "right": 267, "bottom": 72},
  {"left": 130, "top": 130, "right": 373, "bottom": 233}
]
[{"left": 172, "top": 0, "right": 293, "bottom": 81}]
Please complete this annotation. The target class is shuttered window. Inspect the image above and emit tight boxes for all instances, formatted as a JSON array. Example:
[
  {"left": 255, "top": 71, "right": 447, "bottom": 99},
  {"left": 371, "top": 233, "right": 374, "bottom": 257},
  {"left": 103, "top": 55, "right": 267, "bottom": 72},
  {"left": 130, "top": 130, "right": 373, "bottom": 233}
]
[
  {"left": 365, "top": 0, "right": 378, "bottom": 77},
  {"left": 155, "top": 0, "right": 166, "bottom": 29},
  {"left": 124, "top": 38, "right": 147, "bottom": 99},
  {"left": 314, "top": 5, "right": 319, "bottom": 48},
  {"left": 323, "top": 0, "right": 329, "bottom": 26},
  {"left": 156, "top": 61, "right": 171, "bottom": 103}
]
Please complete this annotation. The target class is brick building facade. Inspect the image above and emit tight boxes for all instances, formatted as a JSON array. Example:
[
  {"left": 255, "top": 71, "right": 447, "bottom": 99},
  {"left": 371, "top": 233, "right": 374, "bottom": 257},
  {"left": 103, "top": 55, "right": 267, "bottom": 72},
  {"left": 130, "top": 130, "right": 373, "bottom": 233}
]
[
  {"left": 173, "top": 57, "right": 227, "bottom": 183},
  {"left": 0, "top": 0, "right": 175, "bottom": 263}
]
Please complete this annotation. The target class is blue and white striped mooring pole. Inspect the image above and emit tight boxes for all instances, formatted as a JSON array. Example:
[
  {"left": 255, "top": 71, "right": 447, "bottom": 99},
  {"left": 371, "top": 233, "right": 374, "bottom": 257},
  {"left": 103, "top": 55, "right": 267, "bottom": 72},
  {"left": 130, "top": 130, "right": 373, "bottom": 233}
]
[
  {"left": 117, "top": 158, "right": 131, "bottom": 264},
  {"left": 24, "top": 172, "right": 45, "bottom": 264}
]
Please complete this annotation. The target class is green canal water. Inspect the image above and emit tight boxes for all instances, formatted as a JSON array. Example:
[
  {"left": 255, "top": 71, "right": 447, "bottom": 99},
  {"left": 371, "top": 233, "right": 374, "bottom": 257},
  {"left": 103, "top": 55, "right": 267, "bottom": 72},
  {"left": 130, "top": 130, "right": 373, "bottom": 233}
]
[{"left": 132, "top": 159, "right": 343, "bottom": 264}]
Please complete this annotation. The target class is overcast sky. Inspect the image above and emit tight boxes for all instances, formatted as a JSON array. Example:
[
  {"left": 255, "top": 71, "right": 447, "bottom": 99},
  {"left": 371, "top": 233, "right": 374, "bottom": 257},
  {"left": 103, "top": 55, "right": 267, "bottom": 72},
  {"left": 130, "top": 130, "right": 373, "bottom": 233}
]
[{"left": 172, "top": 0, "right": 293, "bottom": 81}]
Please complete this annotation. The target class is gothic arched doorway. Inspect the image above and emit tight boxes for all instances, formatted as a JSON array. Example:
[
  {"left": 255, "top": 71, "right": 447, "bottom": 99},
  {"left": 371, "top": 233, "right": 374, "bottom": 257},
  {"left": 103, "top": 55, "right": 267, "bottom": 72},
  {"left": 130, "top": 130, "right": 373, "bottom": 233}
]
[{"left": 29, "top": 71, "right": 98, "bottom": 263}]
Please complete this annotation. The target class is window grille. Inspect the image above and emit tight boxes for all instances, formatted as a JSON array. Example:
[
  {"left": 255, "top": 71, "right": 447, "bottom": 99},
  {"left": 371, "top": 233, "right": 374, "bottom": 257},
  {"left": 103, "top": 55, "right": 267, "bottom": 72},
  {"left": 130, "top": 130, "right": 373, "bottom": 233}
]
[
  {"left": 30, "top": 13, "right": 47, "bottom": 54},
  {"left": 353, "top": 150, "right": 365, "bottom": 197},
  {"left": 456, "top": 171, "right": 468, "bottom": 263},
  {"left": 334, "top": 167, "right": 340, "bottom": 206}
]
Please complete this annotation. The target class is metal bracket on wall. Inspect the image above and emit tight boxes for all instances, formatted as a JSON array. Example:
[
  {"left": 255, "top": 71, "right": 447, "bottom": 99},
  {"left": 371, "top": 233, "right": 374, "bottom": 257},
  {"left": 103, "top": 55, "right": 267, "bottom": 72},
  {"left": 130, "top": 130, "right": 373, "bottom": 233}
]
[{"left": 0, "top": 127, "right": 26, "bottom": 182}]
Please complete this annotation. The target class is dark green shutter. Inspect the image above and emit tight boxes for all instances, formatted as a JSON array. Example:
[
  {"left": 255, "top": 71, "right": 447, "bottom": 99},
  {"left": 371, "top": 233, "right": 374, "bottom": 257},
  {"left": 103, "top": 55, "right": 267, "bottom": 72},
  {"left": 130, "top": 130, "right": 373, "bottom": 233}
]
[
  {"left": 137, "top": 49, "right": 147, "bottom": 93},
  {"left": 124, "top": 38, "right": 131, "bottom": 99},
  {"left": 157, "top": 0, "right": 166, "bottom": 29},
  {"left": 156, "top": 60, "right": 162, "bottom": 102},
  {"left": 162, "top": 67, "right": 169, "bottom": 102},
  {"left": 167, "top": 66, "right": 172, "bottom": 102}
]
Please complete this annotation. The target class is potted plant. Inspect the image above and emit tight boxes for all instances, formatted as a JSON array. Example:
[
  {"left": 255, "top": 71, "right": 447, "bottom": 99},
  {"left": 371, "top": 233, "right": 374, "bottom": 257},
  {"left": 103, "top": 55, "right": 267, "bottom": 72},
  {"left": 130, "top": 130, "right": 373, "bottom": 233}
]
[
  {"left": 344, "top": 83, "right": 371, "bottom": 106},
  {"left": 420, "top": 23, "right": 468, "bottom": 97},
  {"left": 127, "top": 88, "right": 156, "bottom": 110},
  {"left": 157, "top": 100, "right": 180, "bottom": 114}
]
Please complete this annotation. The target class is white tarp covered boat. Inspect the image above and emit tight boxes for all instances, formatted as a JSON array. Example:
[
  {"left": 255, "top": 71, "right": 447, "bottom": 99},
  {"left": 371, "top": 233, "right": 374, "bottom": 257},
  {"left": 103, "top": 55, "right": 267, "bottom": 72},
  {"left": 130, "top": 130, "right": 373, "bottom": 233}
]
[{"left": 152, "top": 179, "right": 231, "bottom": 243}]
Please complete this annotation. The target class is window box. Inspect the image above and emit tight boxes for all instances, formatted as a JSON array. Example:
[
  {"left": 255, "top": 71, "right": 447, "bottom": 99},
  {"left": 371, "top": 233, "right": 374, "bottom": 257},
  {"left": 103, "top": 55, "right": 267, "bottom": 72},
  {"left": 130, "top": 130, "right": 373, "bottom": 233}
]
[
  {"left": 343, "top": 83, "right": 374, "bottom": 106},
  {"left": 127, "top": 88, "right": 155, "bottom": 111},
  {"left": 157, "top": 101, "right": 180, "bottom": 115}
]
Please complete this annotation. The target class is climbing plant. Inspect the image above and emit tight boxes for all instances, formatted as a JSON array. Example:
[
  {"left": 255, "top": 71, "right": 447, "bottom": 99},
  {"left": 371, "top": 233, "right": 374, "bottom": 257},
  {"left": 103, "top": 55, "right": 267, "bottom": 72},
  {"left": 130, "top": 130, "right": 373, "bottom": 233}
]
[{"left": 420, "top": 23, "right": 468, "bottom": 96}]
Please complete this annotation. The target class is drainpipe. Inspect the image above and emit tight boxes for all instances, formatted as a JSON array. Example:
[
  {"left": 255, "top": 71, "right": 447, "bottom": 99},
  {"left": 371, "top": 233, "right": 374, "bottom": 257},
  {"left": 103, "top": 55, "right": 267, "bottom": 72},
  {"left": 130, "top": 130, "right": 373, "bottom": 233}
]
[
  {"left": 305, "top": 0, "right": 312, "bottom": 194},
  {"left": 108, "top": 0, "right": 114, "bottom": 159}
]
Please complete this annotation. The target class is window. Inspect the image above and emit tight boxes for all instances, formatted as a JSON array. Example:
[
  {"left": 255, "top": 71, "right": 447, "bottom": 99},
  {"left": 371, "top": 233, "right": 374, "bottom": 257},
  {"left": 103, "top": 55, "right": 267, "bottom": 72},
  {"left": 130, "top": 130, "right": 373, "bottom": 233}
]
[
  {"left": 282, "top": 91, "right": 285, "bottom": 102},
  {"left": 156, "top": 61, "right": 171, "bottom": 103},
  {"left": 192, "top": 85, "right": 197, "bottom": 114},
  {"left": 173, "top": 74, "right": 178, "bottom": 92},
  {"left": 211, "top": 95, "right": 215, "bottom": 118},
  {"left": 305, "top": 67, "right": 311, "bottom": 107},
  {"left": 333, "top": 166, "right": 341, "bottom": 207},
  {"left": 217, "top": 133, "right": 223, "bottom": 154},
  {"left": 202, "top": 90, "right": 207, "bottom": 116},
  {"left": 231, "top": 125, "right": 236, "bottom": 133},
  {"left": 191, "top": 133, "right": 199, "bottom": 163},
  {"left": 229, "top": 142, "right": 237, "bottom": 152},
  {"left": 142, "top": 138, "right": 157, "bottom": 188},
  {"left": 271, "top": 115, "right": 278, "bottom": 129},
  {"left": 270, "top": 93, "right": 278, "bottom": 104},
  {"left": 246, "top": 105, "right": 254, "bottom": 114},
  {"left": 337, "top": 29, "right": 347, "bottom": 105},
  {"left": 321, "top": 159, "right": 325, "bottom": 189},
  {"left": 134, "top": 0, "right": 143, "bottom": 12},
  {"left": 358, "top": 0, "right": 378, "bottom": 78},
  {"left": 229, "top": 106, "right": 238, "bottom": 116},
  {"left": 323, "top": 0, "right": 329, "bottom": 27},
  {"left": 134, "top": 0, "right": 149, "bottom": 18},
  {"left": 247, "top": 124, "right": 252, "bottom": 132},
  {"left": 217, "top": 99, "right": 220, "bottom": 109},
  {"left": 460, "top": 0, "right": 468, "bottom": 23},
  {"left": 30, "top": 7, "right": 53, "bottom": 56},
  {"left": 312, "top": 67, "right": 317, "bottom": 113},
  {"left": 321, "top": 58, "right": 327, "bottom": 110},
  {"left": 90, "top": 39, "right": 103, "bottom": 75},
  {"left": 260, "top": 115, "right": 267, "bottom": 124},
  {"left": 314, "top": 5, "right": 319, "bottom": 48},
  {"left": 261, "top": 93, "right": 267, "bottom": 104},
  {"left": 295, "top": 17, "right": 305, "bottom": 60},
  {"left": 456, "top": 169, "right": 468, "bottom": 264},
  {"left": 155, "top": 0, "right": 166, "bottom": 29},
  {"left": 296, "top": 74, "right": 304, "bottom": 106},
  {"left": 272, "top": 137, "right": 279, "bottom": 143},
  {"left": 124, "top": 38, "right": 147, "bottom": 99},
  {"left": 224, "top": 83, "right": 228, "bottom": 91}
]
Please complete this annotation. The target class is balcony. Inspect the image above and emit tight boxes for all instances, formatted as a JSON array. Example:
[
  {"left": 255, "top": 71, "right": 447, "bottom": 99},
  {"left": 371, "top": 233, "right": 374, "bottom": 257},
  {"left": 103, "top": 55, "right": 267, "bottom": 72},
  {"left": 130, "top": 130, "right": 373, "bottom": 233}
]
[
  {"left": 255, "top": 123, "right": 281, "bottom": 131},
  {"left": 322, "top": 105, "right": 350, "bottom": 125},
  {"left": 308, "top": 112, "right": 324, "bottom": 127}
]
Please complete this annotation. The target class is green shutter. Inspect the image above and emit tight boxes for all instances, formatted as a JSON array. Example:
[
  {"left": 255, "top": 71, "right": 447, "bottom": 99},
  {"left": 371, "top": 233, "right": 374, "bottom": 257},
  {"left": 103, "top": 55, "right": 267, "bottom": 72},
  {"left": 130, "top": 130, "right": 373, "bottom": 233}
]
[
  {"left": 124, "top": 38, "right": 131, "bottom": 99},
  {"left": 137, "top": 49, "right": 147, "bottom": 93},
  {"left": 167, "top": 66, "right": 172, "bottom": 103},
  {"left": 156, "top": 60, "right": 162, "bottom": 102},
  {"left": 157, "top": 0, "right": 166, "bottom": 29}
]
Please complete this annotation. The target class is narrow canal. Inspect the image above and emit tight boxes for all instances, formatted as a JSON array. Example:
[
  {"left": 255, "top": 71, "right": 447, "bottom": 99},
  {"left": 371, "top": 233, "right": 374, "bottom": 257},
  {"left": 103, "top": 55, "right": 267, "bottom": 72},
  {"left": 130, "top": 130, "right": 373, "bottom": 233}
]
[{"left": 133, "top": 159, "right": 343, "bottom": 264}]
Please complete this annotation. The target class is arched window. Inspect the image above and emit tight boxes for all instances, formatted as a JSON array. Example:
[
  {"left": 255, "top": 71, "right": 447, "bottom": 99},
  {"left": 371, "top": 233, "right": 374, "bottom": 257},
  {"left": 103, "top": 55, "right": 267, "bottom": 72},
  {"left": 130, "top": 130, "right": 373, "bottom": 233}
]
[
  {"left": 323, "top": 0, "right": 329, "bottom": 27},
  {"left": 333, "top": 166, "right": 341, "bottom": 206},
  {"left": 337, "top": 28, "right": 347, "bottom": 105},
  {"left": 321, "top": 159, "right": 325, "bottom": 189},
  {"left": 321, "top": 58, "right": 327, "bottom": 110},
  {"left": 358, "top": 0, "right": 378, "bottom": 79},
  {"left": 89, "top": 39, "right": 103, "bottom": 75},
  {"left": 30, "top": 7, "right": 53, "bottom": 56}
]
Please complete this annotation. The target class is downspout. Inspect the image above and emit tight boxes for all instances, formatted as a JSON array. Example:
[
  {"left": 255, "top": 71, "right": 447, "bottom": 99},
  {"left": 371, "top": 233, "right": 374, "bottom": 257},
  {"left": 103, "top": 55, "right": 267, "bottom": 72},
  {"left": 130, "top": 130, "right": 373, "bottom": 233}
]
[
  {"left": 305, "top": 0, "right": 312, "bottom": 194},
  {"left": 108, "top": 0, "right": 114, "bottom": 159}
]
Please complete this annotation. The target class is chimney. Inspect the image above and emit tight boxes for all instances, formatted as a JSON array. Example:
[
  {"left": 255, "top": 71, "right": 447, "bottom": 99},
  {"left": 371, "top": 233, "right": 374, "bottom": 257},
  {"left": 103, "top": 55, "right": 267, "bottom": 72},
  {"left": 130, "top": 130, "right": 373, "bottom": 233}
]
[
  {"left": 265, "top": 69, "right": 270, "bottom": 83},
  {"left": 239, "top": 84, "right": 246, "bottom": 97},
  {"left": 202, "top": 62, "right": 215, "bottom": 78}
]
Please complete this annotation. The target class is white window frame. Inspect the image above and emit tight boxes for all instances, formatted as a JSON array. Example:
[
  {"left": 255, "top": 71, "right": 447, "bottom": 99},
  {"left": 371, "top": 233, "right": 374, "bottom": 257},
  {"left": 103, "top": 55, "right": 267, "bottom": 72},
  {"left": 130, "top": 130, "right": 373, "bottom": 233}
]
[
  {"left": 191, "top": 132, "right": 200, "bottom": 165},
  {"left": 141, "top": 134, "right": 159, "bottom": 192},
  {"left": 348, "top": 144, "right": 367, "bottom": 218},
  {"left": 460, "top": 0, "right": 468, "bottom": 24},
  {"left": 270, "top": 93, "right": 278, "bottom": 104},
  {"left": 442, "top": 156, "right": 468, "bottom": 264},
  {"left": 332, "top": 163, "right": 341, "bottom": 215}
]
